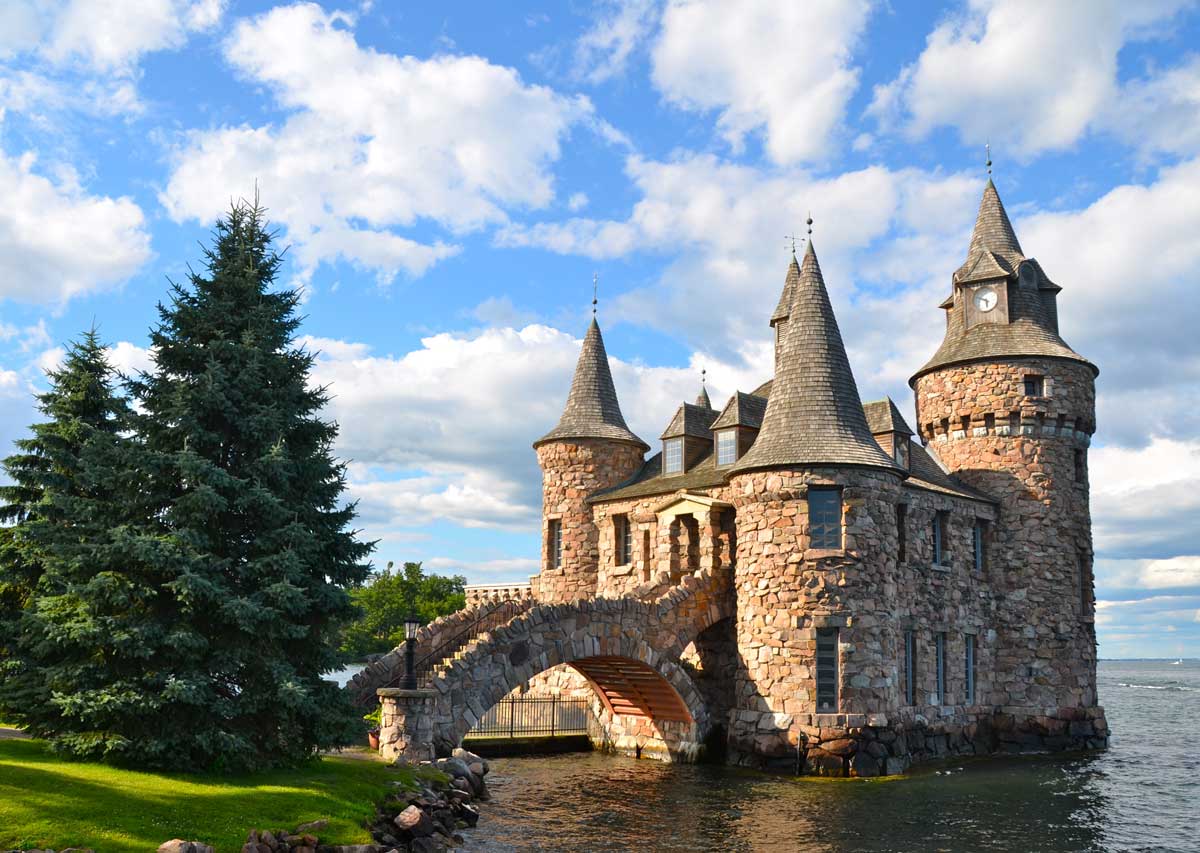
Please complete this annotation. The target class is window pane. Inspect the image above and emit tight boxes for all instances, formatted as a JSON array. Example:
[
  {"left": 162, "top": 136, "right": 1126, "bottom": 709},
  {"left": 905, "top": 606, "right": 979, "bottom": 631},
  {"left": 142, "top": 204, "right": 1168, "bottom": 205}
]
[
  {"left": 808, "top": 488, "right": 842, "bottom": 549},
  {"left": 664, "top": 439, "right": 683, "bottom": 473},
  {"left": 816, "top": 628, "right": 838, "bottom": 712},
  {"left": 897, "top": 504, "right": 907, "bottom": 564},
  {"left": 936, "top": 633, "right": 946, "bottom": 705},
  {"left": 966, "top": 635, "right": 976, "bottom": 704},
  {"left": 717, "top": 430, "right": 737, "bottom": 465},
  {"left": 1023, "top": 375, "right": 1044, "bottom": 397},
  {"left": 904, "top": 630, "right": 915, "bottom": 705},
  {"left": 932, "top": 514, "right": 943, "bottom": 564},
  {"left": 549, "top": 520, "right": 562, "bottom": 570},
  {"left": 973, "top": 521, "right": 984, "bottom": 572}
]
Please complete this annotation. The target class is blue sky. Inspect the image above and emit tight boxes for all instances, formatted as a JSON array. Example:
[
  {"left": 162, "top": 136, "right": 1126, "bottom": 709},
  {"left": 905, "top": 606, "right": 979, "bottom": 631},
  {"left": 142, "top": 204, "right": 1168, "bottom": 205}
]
[{"left": 1, "top": 0, "right": 1198, "bottom": 658}]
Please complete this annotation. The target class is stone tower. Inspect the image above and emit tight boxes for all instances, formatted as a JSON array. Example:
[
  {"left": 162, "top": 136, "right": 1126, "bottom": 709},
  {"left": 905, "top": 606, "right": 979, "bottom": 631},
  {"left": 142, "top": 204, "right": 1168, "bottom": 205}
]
[
  {"left": 727, "top": 242, "right": 905, "bottom": 764},
  {"left": 533, "top": 317, "right": 648, "bottom": 603},
  {"left": 910, "top": 179, "right": 1100, "bottom": 710}
]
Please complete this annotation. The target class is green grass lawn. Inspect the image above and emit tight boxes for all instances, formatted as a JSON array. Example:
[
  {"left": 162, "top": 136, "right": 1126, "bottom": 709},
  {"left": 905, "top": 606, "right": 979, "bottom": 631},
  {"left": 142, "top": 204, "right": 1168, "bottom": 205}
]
[{"left": 0, "top": 739, "right": 400, "bottom": 852}]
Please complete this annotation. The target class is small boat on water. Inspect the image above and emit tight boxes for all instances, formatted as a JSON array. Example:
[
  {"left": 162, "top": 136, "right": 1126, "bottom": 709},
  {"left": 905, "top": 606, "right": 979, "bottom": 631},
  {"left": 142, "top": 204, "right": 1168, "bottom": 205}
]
[{"left": 1170, "top": 658, "right": 1183, "bottom": 665}]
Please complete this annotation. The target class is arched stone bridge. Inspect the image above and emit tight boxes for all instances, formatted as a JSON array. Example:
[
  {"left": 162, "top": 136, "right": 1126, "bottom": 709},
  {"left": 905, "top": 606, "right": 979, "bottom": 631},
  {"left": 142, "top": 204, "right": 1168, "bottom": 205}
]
[{"left": 376, "top": 569, "right": 734, "bottom": 763}]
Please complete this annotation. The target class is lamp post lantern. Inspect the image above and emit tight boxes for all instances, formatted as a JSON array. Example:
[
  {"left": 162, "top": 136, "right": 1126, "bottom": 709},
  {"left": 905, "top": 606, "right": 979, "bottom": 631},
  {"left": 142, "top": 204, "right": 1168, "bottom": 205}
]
[{"left": 402, "top": 613, "right": 421, "bottom": 690}]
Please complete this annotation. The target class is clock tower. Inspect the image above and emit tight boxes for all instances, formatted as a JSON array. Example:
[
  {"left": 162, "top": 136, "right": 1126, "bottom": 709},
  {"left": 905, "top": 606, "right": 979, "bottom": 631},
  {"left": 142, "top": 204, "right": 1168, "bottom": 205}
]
[{"left": 911, "top": 177, "right": 1102, "bottom": 715}]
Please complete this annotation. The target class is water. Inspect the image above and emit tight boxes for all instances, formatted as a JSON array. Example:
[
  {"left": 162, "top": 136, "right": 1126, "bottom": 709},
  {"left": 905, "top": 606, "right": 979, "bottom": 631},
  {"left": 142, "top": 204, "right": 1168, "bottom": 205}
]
[
  {"left": 328, "top": 662, "right": 368, "bottom": 687},
  {"left": 462, "top": 661, "right": 1200, "bottom": 853}
]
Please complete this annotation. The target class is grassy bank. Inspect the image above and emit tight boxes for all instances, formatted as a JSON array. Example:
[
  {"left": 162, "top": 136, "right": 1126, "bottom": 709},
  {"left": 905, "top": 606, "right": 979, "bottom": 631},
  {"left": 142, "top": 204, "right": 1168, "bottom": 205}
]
[{"left": 0, "top": 739, "right": 398, "bottom": 852}]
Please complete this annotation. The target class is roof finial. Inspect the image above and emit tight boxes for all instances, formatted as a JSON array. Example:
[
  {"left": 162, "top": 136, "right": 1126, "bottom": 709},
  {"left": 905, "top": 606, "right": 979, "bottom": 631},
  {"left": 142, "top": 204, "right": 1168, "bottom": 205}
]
[
  {"left": 701, "top": 367, "right": 707, "bottom": 387},
  {"left": 806, "top": 212, "right": 813, "bottom": 237},
  {"left": 785, "top": 234, "right": 800, "bottom": 255},
  {"left": 986, "top": 142, "right": 992, "bottom": 177},
  {"left": 592, "top": 272, "right": 598, "bottom": 316}
]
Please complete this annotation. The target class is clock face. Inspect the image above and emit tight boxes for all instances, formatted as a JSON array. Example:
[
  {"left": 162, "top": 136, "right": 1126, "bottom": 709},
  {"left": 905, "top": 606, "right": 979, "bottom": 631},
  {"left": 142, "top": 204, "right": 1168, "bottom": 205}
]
[{"left": 973, "top": 286, "right": 998, "bottom": 312}]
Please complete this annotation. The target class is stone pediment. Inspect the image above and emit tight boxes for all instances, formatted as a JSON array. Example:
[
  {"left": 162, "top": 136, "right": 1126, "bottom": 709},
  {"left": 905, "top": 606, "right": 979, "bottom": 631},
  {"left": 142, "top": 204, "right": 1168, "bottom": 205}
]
[{"left": 651, "top": 490, "right": 732, "bottom": 521}]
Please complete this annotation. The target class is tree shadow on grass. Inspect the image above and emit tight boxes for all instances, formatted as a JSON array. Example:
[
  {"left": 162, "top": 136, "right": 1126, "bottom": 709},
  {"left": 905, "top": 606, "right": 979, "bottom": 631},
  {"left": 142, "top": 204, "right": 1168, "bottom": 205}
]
[{"left": 0, "top": 740, "right": 389, "bottom": 853}]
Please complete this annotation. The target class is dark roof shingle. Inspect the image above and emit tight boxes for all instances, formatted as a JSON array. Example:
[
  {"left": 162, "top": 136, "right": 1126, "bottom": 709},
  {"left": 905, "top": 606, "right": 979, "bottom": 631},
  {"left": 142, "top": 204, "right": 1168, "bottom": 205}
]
[
  {"left": 535, "top": 318, "right": 648, "bottom": 450},
  {"left": 729, "top": 242, "right": 902, "bottom": 475}
]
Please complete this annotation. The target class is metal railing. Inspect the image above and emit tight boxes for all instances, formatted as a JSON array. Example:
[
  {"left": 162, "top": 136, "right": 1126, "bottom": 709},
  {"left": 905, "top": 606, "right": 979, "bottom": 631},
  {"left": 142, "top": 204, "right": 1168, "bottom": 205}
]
[{"left": 466, "top": 696, "right": 591, "bottom": 739}]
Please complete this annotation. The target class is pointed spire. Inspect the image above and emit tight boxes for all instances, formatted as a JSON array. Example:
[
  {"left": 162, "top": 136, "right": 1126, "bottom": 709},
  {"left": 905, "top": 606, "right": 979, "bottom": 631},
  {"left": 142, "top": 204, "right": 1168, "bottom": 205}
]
[
  {"left": 535, "top": 317, "right": 648, "bottom": 450},
  {"left": 965, "top": 179, "right": 1022, "bottom": 263},
  {"left": 770, "top": 252, "right": 802, "bottom": 327},
  {"left": 695, "top": 368, "right": 712, "bottom": 409},
  {"left": 731, "top": 240, "right": 900, "bottom": 474}
]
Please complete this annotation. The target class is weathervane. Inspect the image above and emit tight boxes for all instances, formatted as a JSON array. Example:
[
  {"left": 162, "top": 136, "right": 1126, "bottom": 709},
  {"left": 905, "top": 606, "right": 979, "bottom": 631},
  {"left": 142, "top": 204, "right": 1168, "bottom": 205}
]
[
  {"left": 986, "top": 142, "right": 992, "bottom": 177},
  {"left": 701, "top": 367, "right": 707, "bottom": 387},
  {"left": 785, "top": 234, "right": 801, "bottom": 254},
  {"left": 806, "top": 212, "right": 813, "bottom": 237},
  {"left": 592, "top": 272, "right": 598, "bottom": 315}
]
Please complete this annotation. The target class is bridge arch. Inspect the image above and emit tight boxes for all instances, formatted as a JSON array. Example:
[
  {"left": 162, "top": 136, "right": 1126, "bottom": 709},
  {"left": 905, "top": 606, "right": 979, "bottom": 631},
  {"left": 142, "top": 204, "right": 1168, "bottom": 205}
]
[{"left": 379, "top": 571, "right": 733, "bottom": 763}]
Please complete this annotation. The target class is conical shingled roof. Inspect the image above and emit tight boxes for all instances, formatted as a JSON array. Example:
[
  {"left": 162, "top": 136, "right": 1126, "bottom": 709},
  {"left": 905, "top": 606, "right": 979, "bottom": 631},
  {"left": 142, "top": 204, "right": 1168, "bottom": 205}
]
[
  {"left": 696, "top": 384, "right": 712, "bottom": 409},
  {"left": 729, "top": 242, "right": 901, "bottom": 475},
  {"left": 770, "top": 254, "right": 802, "bottom": 326},
  {"left": 535, "top": 318, "right": 649, "bottom": 450},
  {"left": 913, "top": 180, "right": 1095, "bottom": 384}
]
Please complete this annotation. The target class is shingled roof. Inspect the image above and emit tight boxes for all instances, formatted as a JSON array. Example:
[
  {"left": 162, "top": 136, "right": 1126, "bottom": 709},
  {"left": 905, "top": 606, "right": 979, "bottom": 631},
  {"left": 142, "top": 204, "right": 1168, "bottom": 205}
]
[
  {"left": 535, "top": 318, "right": 649, "bottom": 450},
  {"left": 770, "top": 253, "right": 801, "bottom": 326},
  {"left": 863, "top": 398, "right": 914, "bottom": 436},
  {"left": 729, "top": 242, "right": 902, "bottom": 475},
  {"left": 710, "top": 391, "right": 767, "bottom": 431},
  {"left": 913, "top": 181, "right": 1095, "bottom": 384},
  {"left": 661, "top": 401, "right": 717, "bottom": 440}
]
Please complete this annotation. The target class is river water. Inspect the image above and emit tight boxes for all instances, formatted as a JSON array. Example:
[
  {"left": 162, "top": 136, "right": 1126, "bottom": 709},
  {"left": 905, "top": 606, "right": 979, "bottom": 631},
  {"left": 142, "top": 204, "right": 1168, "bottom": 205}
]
[{"left": 460, "top": 660, "right": 1199, "bottom": 853}]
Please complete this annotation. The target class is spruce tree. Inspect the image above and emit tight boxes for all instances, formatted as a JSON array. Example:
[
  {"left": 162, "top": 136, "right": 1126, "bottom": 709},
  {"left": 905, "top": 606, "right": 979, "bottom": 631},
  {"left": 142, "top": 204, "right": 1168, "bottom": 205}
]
[
  {"left": 0, "top": 330, "right": 137, "bottom": 739},
  {"left": 126, "top": 198, "right": 372, "bottom": 769}
]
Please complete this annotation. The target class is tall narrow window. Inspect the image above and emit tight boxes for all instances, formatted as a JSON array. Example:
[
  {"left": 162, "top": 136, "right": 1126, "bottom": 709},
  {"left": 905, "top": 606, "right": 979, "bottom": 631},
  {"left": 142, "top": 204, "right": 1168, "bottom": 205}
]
[
  {"left": 1079, "top": 551, "right": 1092, "bottom": 621},
  {"left": 1074, "top": 449, "right": 1086, "bottom": 483},
  {"left": 965, "top": 634, "right": 977, "bottom": 704},
  {"left": 935, "top": 632, "right": 947, "bottom": 705},
  {"left": 642, "top": 529, "right": 651, "bottom": 581},
  {"left": 664, "top": 438, "right": 683, "bottom": 474},
  {"left": 973, "top": 519, "right": 987, "bottom": 573},
  {"left": 548, "top": 519, "right": 562, "bottom": 570},
  {"left": 1023, "top": 375, "right": 1045, "bottom": 397},
  {"left": 615, "top": 515, "right": 632, "bottom": 566},
  {"left": 816, "top": 628, "right": 839, "bottom": 712},
  {"left": 716, "top": 429, "right": 737, "bottom": 465},
  {"left": 808, "top": 487, "right": 843, "bottom": 550},
  {"left": 896, "top": 503, "right": 908, "bottom": 564},
  {"left": 904, "top": 629, "right": 916, "bottom": 705},
  {"left": 932, "top": 511, "right": 948, "bottom": 565},
  {"left": 894, "top": 437, "right": 909, "bottom": 469}
]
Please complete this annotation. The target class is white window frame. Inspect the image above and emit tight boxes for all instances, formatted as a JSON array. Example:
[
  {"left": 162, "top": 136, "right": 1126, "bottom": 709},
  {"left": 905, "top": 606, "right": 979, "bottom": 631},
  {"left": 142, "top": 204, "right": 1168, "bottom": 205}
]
[
  {"left": 716, "top": 429, "right": 737, "bottom": 466},
  {"left": 664, "top": 438, "right": 683, "bottom": 474}
]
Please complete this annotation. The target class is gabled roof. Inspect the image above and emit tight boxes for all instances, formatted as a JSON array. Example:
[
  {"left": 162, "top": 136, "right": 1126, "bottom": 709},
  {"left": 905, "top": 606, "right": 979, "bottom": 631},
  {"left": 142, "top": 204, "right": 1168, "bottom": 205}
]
[
  {"left": 729, "top": 242, "right": 902, "bottom": 475},
  {"left": 770, "top": 253, "right": 802, "bottom": 326},
  {"left": 535, "top": 318, "right": 649, "bottom": 450},
  {"left": 710, "top": 391, "right": 767, "bottom": 431},
  {"left": 956, "top": 249, "right": 1013, "bottom": 284},
  {"left": 660, "top": 401, "right": 718, "bottom": 440},
  {"left": 863, "top": 398, "right": 914, "bottom": 436}
]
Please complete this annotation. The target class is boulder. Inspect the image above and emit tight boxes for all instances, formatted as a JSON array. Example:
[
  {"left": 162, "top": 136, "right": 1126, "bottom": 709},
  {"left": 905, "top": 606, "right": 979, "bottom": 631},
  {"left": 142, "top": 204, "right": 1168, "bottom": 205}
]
[
  {"left": 850, "top": 750, "right": 881, "bottom": 777},
  {"left": 394, "top": 805, "right": 434, "bottom": 837},
  {"left": 158, "top": 841, "right": 214, "bottom": 853}
]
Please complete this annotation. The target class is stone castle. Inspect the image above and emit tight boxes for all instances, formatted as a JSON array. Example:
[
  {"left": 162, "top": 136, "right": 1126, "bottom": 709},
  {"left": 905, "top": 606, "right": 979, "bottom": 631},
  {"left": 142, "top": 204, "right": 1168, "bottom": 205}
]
[{"left": 367, "top": 177, "right": 1108, "bottom": 776}]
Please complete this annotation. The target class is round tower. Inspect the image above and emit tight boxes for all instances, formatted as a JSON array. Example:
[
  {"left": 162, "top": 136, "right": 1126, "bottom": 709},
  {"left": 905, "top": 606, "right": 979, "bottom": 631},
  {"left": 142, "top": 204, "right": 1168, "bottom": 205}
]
[
  {"left": 533, "top": 317, "right": 648, "bottom": 604},
  {"left": 727, "top": 243, "right": 905, "bottom": 770},
  {"left": 911, "top": 179, "right": 1101, "bottom": 713}
]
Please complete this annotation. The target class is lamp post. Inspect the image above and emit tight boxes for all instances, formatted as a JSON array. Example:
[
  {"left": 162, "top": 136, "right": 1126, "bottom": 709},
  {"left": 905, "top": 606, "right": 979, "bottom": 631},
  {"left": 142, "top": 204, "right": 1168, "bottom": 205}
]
[{"left": 402, "top": 613, "right": 421, "bottom": 690}]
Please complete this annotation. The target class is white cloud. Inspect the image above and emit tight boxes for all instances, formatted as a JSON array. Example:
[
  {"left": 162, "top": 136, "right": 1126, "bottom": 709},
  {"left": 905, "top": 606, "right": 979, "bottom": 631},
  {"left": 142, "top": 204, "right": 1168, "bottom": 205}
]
[
  {"left": 0, "top": 149, "right": 151, "bottom": 303},
  {"left": 161, "top": 2, "right": 594, "bottom": 288},
  {"left": 302, "top": 322, "right": 762, "bottom": 535},
  {"left": 0, "top": 0, "right": 224, "bottom": 116},
  {"left": 651, "top": 0, "right": 873, "bottom": 163},
  {"left": 1020, "top": 158, "right": 1200, "bottom": 444},
  {"left": 424, "top": 556, "right": 540, "bottom": 582},
  {"left": 1102, "top": 54, "right": 1200, "bottom": 158},
  {"left": 573, "top": 0, "right": 658, "bottom": 83},
  {"left": 567, "top": 191, "right": 589, "bottom": 212},
  {"left": 868, "top": 0, "right": 1192, "bottom": 156},
  {"left": 1097, "top": 556, "right": 1200, "bottom": 590}
]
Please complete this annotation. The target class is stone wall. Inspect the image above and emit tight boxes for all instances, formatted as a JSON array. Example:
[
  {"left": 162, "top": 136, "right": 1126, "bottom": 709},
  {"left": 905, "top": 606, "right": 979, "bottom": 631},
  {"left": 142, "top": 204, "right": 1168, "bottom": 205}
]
[
  {"left": 915, "top": 357, "right": 1100, "bottom": 713},
  {"left": 533, "top": 439, "right": 645, "bottom": 604}
]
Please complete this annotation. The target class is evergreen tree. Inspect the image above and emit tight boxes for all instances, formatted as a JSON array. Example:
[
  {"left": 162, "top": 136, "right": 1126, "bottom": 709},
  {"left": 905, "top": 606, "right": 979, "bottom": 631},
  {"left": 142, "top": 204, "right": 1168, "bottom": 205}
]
[
  {"left": 0, "top": 330, "right": 136, "bottom": 737},
  {"left": 124, "top": 198, "right": 372, "bottom": 769}
]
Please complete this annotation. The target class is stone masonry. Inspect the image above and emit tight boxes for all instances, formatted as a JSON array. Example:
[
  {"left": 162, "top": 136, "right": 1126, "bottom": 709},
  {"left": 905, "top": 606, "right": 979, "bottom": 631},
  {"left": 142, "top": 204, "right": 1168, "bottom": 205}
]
[{"left": 374, "top": 177, "right": 1108, "bottom": 775}]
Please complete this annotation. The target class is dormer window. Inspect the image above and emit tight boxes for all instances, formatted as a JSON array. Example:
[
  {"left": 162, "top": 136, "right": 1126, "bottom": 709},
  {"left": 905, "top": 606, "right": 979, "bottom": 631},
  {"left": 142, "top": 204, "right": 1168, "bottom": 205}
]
[
  {"left": 664, "top": 438, "right": 683, "bottom": 474},
  {"left": 716, "top": 429, "right": 737, "bottom": 465},
  {"left": 894, "top": 437, "right": 909, "bottom": 469}
]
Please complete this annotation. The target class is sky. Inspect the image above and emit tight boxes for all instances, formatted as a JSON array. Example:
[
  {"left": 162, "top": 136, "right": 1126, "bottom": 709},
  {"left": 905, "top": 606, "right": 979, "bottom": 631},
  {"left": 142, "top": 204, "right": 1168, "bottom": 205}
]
[{"left": 0, "top": 0, "right": 1197, "bottom": 659}]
